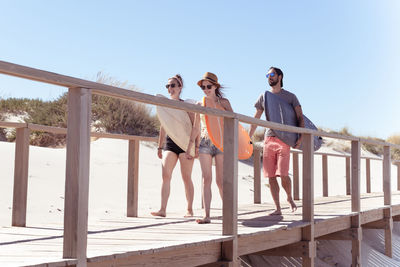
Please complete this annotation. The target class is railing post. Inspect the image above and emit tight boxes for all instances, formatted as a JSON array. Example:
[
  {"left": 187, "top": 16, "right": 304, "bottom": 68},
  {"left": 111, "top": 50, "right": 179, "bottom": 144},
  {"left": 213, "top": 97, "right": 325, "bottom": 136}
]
[
  {"left": 127, "top": 140, "right": 140, "bottom": 217},
  {"left": 383, "top": 145, "right": 392, "bottom": 257},
  {"left": 322, "top": 155, "right": 328, "bottom": 197},
  {"left": 63, "top": 87, "right": 91, "bottom": 265},
  {"left": 293, "top": 152, "right": 300, "bottom": 200},
  {"left": 366, "top": 158, "right": 371, "bottom": 193},
  {"left": 346, "top": 156, "right": 351, "bottom": 195},
  {"left": 351, "top": 140, "right": 361, "bottom": 266},
  {"left": 222, "top": 117, "right": 238, "bottom": 266},
  {"left": 302, "top": 133, "right": 315, "bottom": 267},
  {"left": 253, "top": 148, "right": 261, "bottom": 204},
  {"left": 12, "top": 126, "right": 30, "bottom": 227}
]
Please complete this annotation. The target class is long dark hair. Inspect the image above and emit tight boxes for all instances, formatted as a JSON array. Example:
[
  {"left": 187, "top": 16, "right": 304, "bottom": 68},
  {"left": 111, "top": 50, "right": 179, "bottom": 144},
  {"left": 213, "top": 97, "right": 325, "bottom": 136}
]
[{"left": 214, "top": 83, "right": 224, "bottom": 98}]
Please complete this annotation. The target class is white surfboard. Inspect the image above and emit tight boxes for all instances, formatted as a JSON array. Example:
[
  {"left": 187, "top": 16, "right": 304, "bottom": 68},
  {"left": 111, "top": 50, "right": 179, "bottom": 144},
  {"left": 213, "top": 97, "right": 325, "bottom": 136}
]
[{"left": 156, "top": 94, "right": 195, "bottom": 157}]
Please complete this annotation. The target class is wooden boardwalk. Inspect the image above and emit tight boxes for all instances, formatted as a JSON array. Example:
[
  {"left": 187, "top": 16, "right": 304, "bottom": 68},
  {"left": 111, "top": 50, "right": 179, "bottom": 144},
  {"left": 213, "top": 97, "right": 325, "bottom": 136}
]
[
  {"left": 1, "top": 61, "right": 400, "bottom": 266},
  {"left": 1, "top": 192, "right": 400, "bottom": 267}
]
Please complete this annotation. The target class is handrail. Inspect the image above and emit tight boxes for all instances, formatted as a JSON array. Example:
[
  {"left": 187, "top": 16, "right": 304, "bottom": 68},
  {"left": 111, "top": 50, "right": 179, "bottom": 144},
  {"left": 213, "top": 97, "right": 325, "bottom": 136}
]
[
  {"left": 0, "top": 122, "right": 158, "bottom": 142},
  {"left": 1, "top": 60, "right": 399, "bottom": 148}
]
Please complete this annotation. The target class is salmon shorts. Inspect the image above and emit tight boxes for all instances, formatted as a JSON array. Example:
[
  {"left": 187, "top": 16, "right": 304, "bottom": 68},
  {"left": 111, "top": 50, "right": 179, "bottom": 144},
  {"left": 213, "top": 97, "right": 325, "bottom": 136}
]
[{"left": 263, "top": 136, "right": 290, "bottom": 178}]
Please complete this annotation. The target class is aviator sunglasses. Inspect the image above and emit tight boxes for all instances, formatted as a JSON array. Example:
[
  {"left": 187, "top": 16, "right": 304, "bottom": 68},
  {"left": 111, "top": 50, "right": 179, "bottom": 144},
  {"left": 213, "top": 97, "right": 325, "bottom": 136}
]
[
  {"left": 200, "top": 84, "right": 213, "bottom": 90},
  {"left": 266, "top": 72, "right": 276, "bottom": 78},
  {"left": 165, "top": 83, "right": 177, "bottom": 89}
]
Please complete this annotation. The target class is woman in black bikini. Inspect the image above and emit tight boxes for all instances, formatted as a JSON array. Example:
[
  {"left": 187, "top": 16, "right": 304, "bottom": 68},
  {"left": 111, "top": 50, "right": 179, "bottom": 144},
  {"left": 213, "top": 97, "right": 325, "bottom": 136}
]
[{"left": 151, "top": 74, "right": 198, "bottom": 217}]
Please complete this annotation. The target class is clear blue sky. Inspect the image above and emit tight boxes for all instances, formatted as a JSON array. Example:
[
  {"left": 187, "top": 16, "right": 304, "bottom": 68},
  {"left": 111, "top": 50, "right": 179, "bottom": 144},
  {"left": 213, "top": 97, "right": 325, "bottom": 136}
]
[{"left": 1, "top": 0, "right": 399, "bottom": 139}]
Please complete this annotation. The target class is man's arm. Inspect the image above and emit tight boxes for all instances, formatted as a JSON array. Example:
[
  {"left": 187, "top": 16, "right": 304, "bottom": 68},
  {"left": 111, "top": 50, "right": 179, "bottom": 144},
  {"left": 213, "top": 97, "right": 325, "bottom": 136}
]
[
  {"left": 249, "top": 109, "right": 263, "bottom": 138},
  {"left": 294, "top": 105, "right": 304, "bottom": 148}
]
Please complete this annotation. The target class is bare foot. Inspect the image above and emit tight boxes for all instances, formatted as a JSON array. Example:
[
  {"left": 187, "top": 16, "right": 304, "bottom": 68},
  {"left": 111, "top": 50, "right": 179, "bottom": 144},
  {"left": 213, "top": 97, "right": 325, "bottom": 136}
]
[
  {"left": 184, "top": 210, "right": 194, "bottom": 218},
  {"left": 151, "top": 210, "right": 166, "bottom": 217},
  {"left": 269, "top": 209, "right": 282, "bottom": 216},
  {"left": 288, "top": 199, "right": 297, "bottom": 212},
  {"left": 196, "top": 217, "right": 211, "bottom": 224}
]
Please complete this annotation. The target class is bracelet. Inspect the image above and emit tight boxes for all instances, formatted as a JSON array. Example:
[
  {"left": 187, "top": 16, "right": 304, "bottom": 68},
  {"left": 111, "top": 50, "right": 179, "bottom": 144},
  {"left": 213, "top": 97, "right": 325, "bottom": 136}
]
[{"left": 157, "top": 147, "right": 162, "bottom": 150}]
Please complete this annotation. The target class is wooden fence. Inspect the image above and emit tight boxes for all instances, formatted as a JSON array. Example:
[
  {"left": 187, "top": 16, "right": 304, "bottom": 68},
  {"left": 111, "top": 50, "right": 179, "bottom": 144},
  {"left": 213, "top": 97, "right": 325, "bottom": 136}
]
[
  {"left": 1, "top": 60, "right": 400, "bottom": 266},
  {"left": 252, "top": 147, "right": 400, "bottom": 203}
]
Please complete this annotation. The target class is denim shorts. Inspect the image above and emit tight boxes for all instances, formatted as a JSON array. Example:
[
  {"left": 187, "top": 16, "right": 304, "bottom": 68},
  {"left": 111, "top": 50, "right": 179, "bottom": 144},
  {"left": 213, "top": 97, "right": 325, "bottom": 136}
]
[{"left": 199, "top": 137, "right": 223, "bottom": 157}]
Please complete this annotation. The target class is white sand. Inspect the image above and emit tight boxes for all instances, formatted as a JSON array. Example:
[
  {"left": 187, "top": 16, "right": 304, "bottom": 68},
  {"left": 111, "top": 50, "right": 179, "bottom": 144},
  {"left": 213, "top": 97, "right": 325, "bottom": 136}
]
[{"left": 1, "top": 138, "right": 400, "bottom": 266}]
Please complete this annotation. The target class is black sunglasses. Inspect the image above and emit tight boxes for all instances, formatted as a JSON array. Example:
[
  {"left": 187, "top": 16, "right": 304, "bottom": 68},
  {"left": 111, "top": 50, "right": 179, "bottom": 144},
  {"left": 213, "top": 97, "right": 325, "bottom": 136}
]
[
  {"left": 165, "top": 83, "right": 176, "bottom": 89},
  {"left": 200, "top": 85, "right": 213, "bottom": 90}
]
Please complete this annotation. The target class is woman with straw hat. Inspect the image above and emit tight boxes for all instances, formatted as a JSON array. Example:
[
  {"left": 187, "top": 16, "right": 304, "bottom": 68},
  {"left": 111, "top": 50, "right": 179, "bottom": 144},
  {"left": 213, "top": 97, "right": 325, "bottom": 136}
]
[
  {"left": 186, "top": 72, "right": 233, "bottom": 224},
  {"left": 151, "top": 74, "right": 197, "bottom": 218}
]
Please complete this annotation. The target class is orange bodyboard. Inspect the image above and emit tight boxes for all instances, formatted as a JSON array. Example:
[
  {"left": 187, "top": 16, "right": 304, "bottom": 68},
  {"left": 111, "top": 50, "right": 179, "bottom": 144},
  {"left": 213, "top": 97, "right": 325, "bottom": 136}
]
[{"left": 203, "top": 96, "right": 253, "bottom": 160}]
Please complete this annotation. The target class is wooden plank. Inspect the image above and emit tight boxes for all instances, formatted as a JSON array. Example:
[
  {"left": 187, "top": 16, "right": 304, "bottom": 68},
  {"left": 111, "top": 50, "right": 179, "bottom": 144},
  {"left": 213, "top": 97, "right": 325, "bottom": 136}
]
[
  {"left": 12, "top": 127, "right": 30, "bottom": 227},
  {"left": 27, "top": 123, "right": 157, "bottom": 142},
  {"left": 87, "top": 241, "right": 223, "bottom": 267},
  {"left": 302, "top": 134, "right": 314, "bottom": 222},
  {"left": 63, "top": 87, "right": 92, "bottom": 264},
  {"left": 5, "top": 60, "right": 398, "bottom": 145},
  {"left": 316, "top": 228, "right": 361, "bottom": 240},
  {"left": 366, "top": 158, "right": 371, "bottom": 193},
  {"left": 301, "top": 133, "right": 314, "bottom": 267},
  {"left": 222, "top": 117, "right": 238, "bottom": 266},
  {"left": 383, "top": 146, "right": 391, "bottom": 206},
  {"left": 91, "top": 132, "right": 157, "bottom": 142},
  {"left": 293, "top": 152, "right": 300, "bottom": 200},
  {"left": 238, "top": 227, "right": 303, "bottom": 256},
  {"left": 345, "top": 157, "right": 351, "bottom": 196},
  {"left": 127, "top": 140, "right": 140, "bottom": 217},
  {"left": 253, "top": 148, "right": 261, "bottom": 204},
  {"left": 254, "top": 241, "right": 314, "bottom": 257},
  {"left": 322, "top": 155, "right": 328, "bottom": 197},
  {"left": 384, "top": 208, "right": 393, "bottom": 258},
  {"left": 351, "top": 140, "right": 360, "bottom": 213},
  {"left": 362, "top": 218, "right": 391, "bottom": 229},
  {"left": 314, "top": 216, "right": 351, "bottom": 237},
  {"left": 4, "top": 61, "right": 400, "bottom": 148},
  {"left": 0, "top": 121, "right": 27, "bottom": 128},
  {"left": 360, "top": 208, "right": 385, "bottom": 225},
  {"left": 351, "top": 214, "right": 361, "bottom": 267}
]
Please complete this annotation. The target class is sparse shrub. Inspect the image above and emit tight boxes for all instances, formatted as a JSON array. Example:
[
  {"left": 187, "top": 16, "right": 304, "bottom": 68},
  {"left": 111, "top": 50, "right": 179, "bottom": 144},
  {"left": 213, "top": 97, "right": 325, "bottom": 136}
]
[
  {"left": 0, "top": 113, "right": 6, "bottom": 141},
  {"left": 91, "top": 72, "right": 159, "bottom": 136},
  {"left": 360, "top": 136, "right": 385, "bottom": 157},
  {"left": 0, "top": 72, "right": 159, "bottom": 147},
  {"left": 388, "top": 134, "right": 400, "bottom": 161}
]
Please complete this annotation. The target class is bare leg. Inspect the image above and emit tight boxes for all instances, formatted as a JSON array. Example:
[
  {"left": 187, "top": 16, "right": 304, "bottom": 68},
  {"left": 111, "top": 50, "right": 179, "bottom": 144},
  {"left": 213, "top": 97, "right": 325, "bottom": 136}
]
[
  {"left": 178, "top": 153, "right": 194, "bottom": 217},
  {"left": 151, "top": 151, "right": 178, "bottom": 217},
  {"left": 268, "top": 177, "right": 282, "bottom": 215},
  {"left": 214, "top": 153, "right": 224, "bottom": 199},
  {"left": 197, "top": 154, "right": 213, "bottom": 224},
  {"left": 281, "top": 175, "right": 297, "bottom": 212}
]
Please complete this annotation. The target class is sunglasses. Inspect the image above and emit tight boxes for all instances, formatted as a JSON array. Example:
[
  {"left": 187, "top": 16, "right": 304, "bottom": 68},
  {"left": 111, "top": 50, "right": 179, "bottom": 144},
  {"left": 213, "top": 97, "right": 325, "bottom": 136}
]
[
  {"left": 200, "top": 84, "right": 213, "bottom": 90},
  {"left": 165, "top": 83, "right": 177, "bottom": 89},
  {"left": 266, "top": 72, "right": 276, "bottom": 78}
]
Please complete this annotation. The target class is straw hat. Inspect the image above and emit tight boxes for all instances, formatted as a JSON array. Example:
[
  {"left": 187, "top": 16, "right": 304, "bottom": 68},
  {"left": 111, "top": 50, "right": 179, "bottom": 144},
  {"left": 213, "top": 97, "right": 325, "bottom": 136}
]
[{"left": 197, "top": 72, "right": 220, "bottom": 87}]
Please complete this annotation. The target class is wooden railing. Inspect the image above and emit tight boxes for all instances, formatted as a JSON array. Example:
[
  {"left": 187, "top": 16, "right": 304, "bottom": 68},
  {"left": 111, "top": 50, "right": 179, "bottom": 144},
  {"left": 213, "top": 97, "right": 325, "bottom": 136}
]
[
  {"left": 1, "top": 60, "right": 400, "bottom": 266},
  {"left": 252, "top": 147, "right": 399, "bottom": 203},
  {"left": 0, "top": 121, "right": 157, "bottom": 226}
]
